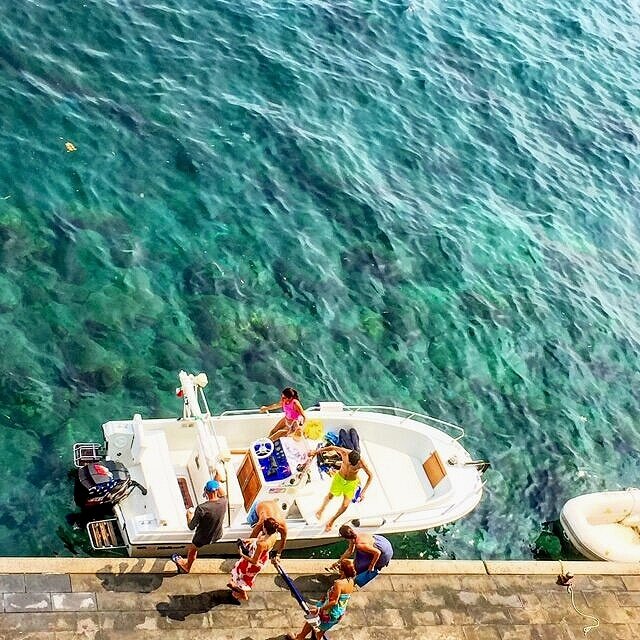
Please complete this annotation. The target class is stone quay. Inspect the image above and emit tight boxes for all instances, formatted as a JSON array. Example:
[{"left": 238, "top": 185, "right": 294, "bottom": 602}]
[{"left": 0, "top": 558, "right": 638, "bottom": 639}]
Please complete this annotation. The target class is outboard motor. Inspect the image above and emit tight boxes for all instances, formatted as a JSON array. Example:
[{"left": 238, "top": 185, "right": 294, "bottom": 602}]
[{"left": 74, "top": 460, "right": 146, "bottom": 509}]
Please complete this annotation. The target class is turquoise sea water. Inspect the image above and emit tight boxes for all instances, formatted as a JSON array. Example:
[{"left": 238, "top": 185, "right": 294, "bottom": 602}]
[{"left": 0, "top": 0, "right": 638, "bottom": 558}]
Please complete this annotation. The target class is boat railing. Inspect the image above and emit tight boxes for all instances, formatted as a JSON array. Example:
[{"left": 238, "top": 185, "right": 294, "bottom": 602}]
[
  {"left": 342, "top": 405, "right": 465, "bottom": 441},
  {"left": 218, "top": 408, "right": 266, "bottom": 417},
  {"left": 217, "top": 406, "right": 465, "bottom": 441}
]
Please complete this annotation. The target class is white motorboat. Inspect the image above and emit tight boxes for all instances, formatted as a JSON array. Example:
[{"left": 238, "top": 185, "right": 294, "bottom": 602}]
[
  {"left": 561, "top": 490, "right": 640, "bottom": 562},
  {"left": 73, "top": 371, "right": 488, "bottom": 556}
]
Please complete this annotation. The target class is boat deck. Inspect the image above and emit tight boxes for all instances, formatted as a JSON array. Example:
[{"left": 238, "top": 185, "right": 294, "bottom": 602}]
[
  {"left": 0, "top": 558, "right": 638, "bottom": 639},
  {"left": 97, "top": 398, "right": 485, "bottom": 551}
]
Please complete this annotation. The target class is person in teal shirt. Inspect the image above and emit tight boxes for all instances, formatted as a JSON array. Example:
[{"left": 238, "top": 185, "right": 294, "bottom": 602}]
[{"left": 285, "top": 559, "right": 356, "bottom": 639}]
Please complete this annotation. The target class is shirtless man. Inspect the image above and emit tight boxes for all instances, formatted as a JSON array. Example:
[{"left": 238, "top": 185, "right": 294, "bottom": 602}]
[
  {"left": 337, "top": 524, "right": 393, "bottom": 587},
  {"left": 310, "top": 447, "right": 373, "bottom": 532},
  {"left": 246, "top": 499, "right": 288, "bottom": 558}
]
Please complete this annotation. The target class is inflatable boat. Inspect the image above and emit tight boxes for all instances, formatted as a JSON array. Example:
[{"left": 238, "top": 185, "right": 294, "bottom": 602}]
[
  {"left": 72, "top": 370, "right": 489, "bottom": 556},
  {"left": 560, "top": 489, "right": 640, "bottom": 562}
]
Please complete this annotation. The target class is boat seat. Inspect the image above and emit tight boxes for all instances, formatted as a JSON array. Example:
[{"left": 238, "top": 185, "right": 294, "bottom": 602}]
[
  {"left": 363, "top": 440, "right": 435, "bottom": 511},
  {"left": 216, "top": 435, "right": 243, "bottom": 510},
  {"left": 138, "top": 430, "right": 185, "bottom": 530},
  {"left": 187, "top": 434, "right": 243, "bottom": 510}
]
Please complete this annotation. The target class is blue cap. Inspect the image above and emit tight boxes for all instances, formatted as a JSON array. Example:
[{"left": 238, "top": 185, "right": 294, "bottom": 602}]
[{"left": 204, "top": 479, "right": 220, "bottom": 493}]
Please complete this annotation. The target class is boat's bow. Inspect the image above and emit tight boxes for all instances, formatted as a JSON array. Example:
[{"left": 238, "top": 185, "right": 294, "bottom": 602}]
[{"left": 561, "top": 489, "right": 640, "bottom": 561}]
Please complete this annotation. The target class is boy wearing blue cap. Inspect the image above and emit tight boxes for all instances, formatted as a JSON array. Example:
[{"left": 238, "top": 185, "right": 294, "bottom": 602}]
[{"left": 171, "top": 479, "right": 227, "bottom": 574}]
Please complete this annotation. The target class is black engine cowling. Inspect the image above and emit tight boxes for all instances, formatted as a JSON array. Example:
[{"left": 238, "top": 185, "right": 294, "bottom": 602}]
[{"left": 74, "top": 460, "right": 133, "bottom": 509}]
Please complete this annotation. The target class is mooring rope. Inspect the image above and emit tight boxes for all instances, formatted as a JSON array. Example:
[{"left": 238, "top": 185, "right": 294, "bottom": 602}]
[
  {"left": 558, "top": 562, "right": 600, "bottom": 635},
  {"left": 566, "top": 584, "right": 600, "bottom": 635}
]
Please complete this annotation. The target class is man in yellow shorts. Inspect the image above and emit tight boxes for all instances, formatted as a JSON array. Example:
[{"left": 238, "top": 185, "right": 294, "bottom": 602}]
[{"left": 310, "top": 446, "right": 373, "bottom": 532}]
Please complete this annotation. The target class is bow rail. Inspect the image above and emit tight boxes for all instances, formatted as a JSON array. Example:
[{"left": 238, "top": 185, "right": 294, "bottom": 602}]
[{"left": 217, "top": 404, "right": 465, "bottom": 441}]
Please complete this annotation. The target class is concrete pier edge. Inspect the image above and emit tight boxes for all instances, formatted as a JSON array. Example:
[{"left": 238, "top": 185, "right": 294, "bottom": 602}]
[
  {"left": 2, "top": 558, "right": 640, "bottom": 639},
  {"left": 0, "top": 557, "right": 638, "bottom": 575}
]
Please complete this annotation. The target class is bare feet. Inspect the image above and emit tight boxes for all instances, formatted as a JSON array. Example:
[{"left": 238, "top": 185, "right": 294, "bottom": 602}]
[
  {"left": 315, "top": 510, "right": 323, "bottom": 520},
  {"left": 230, "top": 588, "right": 249, "bottom": 601},
  {"left": 324, "top": 521, "right": 334, "bottom": 532}
]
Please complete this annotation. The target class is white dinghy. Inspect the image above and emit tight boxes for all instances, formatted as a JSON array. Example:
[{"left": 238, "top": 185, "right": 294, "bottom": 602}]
[
  {"left": 561, "top": 490, "right": 640, "bottom": 562},
  {"left": 73, "top": 371, "right": 488, "bottom": 556}
]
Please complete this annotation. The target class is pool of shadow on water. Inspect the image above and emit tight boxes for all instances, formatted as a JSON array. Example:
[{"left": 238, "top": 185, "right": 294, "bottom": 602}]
[{"left": 531, "top": 520, "right": 586, "bottom": 561}]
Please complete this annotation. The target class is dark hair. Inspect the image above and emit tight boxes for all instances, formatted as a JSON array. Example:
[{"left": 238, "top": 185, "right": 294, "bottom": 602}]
[
  {"left": 263, "top": 517, "right": 278, "bottom": 535},
  {"left": 348, "top": 450, "right": 361, "bottom": 465},
  {"left": 339, "top": 558, "right": 356, "bottom": 578},
  {"left": 339, "top": 525, "right": 355, "bottom": 539},
  {"left": 281, "top": 387, "right": 299, "bottom": 401}
]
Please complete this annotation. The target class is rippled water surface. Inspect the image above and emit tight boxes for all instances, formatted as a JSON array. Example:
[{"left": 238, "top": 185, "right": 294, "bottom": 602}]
[{"left": 0, "top": 0, "right": 638, "bottom": 557}]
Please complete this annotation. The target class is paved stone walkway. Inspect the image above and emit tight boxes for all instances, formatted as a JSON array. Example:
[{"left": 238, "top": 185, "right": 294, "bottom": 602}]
[{"left": 0, "top": 559, "right": 638, "bottom": 639}]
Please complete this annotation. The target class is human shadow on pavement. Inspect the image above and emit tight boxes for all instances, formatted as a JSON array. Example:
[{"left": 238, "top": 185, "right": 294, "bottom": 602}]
[
  {"left": 96, "top": 558, "right": 169, "bottom": 592},
  {"left": 274, "top": 571, "right": 334, "bottom": 594},
  {"left": 156, "top": 589, "right": 240, "bottom": 621}
]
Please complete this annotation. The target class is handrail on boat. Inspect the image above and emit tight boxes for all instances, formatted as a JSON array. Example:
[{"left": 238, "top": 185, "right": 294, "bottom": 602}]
[
  {"left": 218, "top": 408, "right": 266, "bottom": 417},
  {"left": 342, "top": 405, "right": 465, "bottom": 441},
  {"left": 217, "top": 405, "right": 465, "bottom": 441}
]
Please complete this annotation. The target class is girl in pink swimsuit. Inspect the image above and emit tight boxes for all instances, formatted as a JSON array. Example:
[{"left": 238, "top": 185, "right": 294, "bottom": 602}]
[{"left": 261, "top": 387, "right": 306, "bottom": 441}]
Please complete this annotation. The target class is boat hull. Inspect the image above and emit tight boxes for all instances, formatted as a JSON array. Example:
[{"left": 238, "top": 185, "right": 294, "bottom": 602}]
[
  {"left": 75, "top": 374, "right": 486, "bottom": 556},
  {"left": 560, "top": 490, "right": 640, "bottom": 562}
]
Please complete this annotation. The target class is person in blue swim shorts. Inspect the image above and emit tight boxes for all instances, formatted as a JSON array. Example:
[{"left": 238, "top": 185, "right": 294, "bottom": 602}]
[{"left": 337, "top": 524, "right": 393, "bottom": 588}]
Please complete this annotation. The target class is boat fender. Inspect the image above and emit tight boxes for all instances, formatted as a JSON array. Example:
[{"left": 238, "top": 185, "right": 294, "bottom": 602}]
[{"left": 350, "top": 517, "right": 385, "bottom": 528}]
